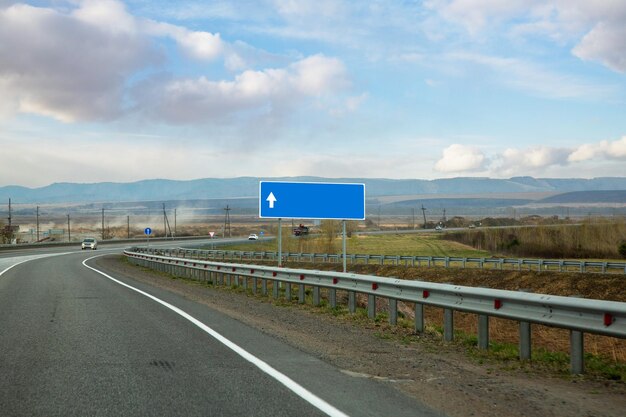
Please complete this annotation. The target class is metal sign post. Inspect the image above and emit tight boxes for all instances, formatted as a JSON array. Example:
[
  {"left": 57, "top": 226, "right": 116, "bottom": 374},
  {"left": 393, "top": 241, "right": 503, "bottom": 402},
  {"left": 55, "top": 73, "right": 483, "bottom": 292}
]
[
  {"left": 342, "top": 220, "right": 347, "bottom": 273},
  {"left": 144, "top": 227, "right": 152, "bottom": 248},
  {"left": 278, "top": 218, "right": 282, "bottom": 267}
]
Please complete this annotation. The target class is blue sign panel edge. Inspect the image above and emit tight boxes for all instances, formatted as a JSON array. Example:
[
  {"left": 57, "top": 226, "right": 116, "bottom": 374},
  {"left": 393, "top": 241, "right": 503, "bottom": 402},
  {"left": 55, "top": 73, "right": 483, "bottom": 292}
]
[{"left": 258, "top": 181, "right": 366, "bottom": 220}]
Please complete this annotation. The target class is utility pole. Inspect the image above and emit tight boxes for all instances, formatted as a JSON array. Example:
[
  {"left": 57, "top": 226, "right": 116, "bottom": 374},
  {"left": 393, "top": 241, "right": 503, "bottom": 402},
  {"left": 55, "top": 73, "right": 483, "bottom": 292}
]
[
  {"left": 174, "top": 208, "right": 177, "bottom": 238},
  {"left": 36, "top": 206, "right": 40, "bottom": 242},
  {"left": 7, "top": 198, "right": 12, "bottom": 242},
  {"left": 162, "top": 203, "right": 172, "bottom": 238},
  {"left": 101, "top": 208, "right": 105, "bottom": 240},
  {"left": 127, "top": 215, "right": 130, "bottom": 238},
  {"left": 443, "top": 208, "right": 447, "bottom": 223},
  {"left": 223, "top": 205, "right": 231, "bottom": 238},
  {"left": 421, "top": 205, "right": 427, "bottom": 229},
  {"left": 411, "top": 207, "right": 416, "bottom": 230},
  {"left": 67, "top": 214, "right": 71, "bottom": 242}
]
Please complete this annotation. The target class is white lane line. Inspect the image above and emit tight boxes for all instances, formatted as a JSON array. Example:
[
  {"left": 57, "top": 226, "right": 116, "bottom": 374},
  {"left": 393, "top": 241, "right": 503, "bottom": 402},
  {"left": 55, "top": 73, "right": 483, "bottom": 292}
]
[{"left": 82, "top": 255, "right": 349, "bottom": 417}]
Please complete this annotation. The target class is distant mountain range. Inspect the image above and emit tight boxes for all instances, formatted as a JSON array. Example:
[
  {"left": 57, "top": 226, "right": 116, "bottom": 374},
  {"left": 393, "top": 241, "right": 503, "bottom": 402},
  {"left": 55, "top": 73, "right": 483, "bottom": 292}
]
[{"left": 1, "top": 176, "right": 626, "bottom": 204}]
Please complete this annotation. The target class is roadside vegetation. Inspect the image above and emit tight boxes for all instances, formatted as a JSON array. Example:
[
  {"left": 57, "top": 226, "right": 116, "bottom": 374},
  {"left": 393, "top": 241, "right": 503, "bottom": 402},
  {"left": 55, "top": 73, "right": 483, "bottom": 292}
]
[
  {"left": 226, "top": 220, "right": 490, "bottom": 258},
  {"left": 444, "top": 219, "right": 626, "bottom": 259}
]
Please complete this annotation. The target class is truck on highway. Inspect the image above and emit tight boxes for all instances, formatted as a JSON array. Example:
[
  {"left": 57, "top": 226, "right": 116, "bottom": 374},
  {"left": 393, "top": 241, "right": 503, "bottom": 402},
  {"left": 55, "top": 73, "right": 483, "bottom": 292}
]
[{"left": 293, "top": 224, "right": 309, "bottom": 236}]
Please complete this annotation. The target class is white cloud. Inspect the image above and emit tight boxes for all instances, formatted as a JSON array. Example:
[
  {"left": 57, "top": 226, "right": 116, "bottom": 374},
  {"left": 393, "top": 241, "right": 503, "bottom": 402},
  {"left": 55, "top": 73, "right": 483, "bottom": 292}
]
[
  {"left": 573, "top": 22, "right": 626, "bottom": 73},
  {"left": 72, "top": 0, "right": 137, "bottom": 35},
  {"left": 428, "top": 0, "right": 626, "bottom": 73},
  {"left": 434, "top": 137, "right": 626, "bottom": 177},
  {"left": 137, "top": 54, "right": 349, "bottom": 124},
  {"left": 435, "top": 144, "right": 486, "bottom": 173},
  {"left": 0, "top": 3, "right": 159, "bottom": 122},
  {"left": 569, "top": 136, "right": 626, "bottom": 162},
  {"left": 428, "top": 0, "right": 533, "bottom": 35},
  {"left": 494, "top": 146, "right": 571, "bottom": 176},
  {"left": 0, "top": 1, "right": 348, "bottom": 126},
  {"left": 142, "top": 20, "right": 224, "bottom": 61}
]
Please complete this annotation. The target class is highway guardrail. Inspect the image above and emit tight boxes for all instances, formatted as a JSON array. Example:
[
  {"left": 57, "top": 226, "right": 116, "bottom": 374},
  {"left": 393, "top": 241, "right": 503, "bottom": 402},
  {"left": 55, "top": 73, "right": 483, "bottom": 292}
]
[
  {"left": 125, "top": 247, "right": 626, "bottom": 375},
  {"left": 157, "top": 247, "right": 626, "bottom": 275}
]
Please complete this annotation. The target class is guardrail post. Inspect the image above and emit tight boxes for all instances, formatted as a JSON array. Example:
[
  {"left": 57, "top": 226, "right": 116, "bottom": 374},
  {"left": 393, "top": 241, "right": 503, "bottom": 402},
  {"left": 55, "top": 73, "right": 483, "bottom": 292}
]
[
  {"left": 272, "top": 279, "right": 279, "bottom": 299},
  {"left": 242, "top": 275, "right": 247, "bottom": 290},
  {"left": 313, "top": 287, "right": 321, "bottom": 306},
  {"left": 285, "top": 283, "right": 292, "bottom": 301},
  {"left": 519, "top": 322, "right": 531, "bottom": 360},
  {"left": 445, "top": 257, "right": 450, "bottom": 268},
  {"left": 414, "top": 303, "right": 424, "bottom": 333},
  {"left": 478, "top": 314, "right": 489, "bottom": 350},
  {"left": 329, "top": 288, "right": 337, "bottom": 308},
  {"left": 368, "top": 295, "right": 376, "bottom": 319},
  {"left": 570, "top": 330, "right": 584, "bottom": 374},
  {"left": 348, "top": 291, "right": 356, "bottom": 313},
  {"left": 252, "top": 276, "right": 258, "bottom": 293},
  {"left": 262, "top": 278, "right": 268, "bottom": 295},
  {"left": 299, "top": 284, "right": 305, "bottom": 304},
  {"left": 444, "top": 308, "right": 454, "bottom": 342},
  {"left": 389, "top": 299, "right": 397, "bottom": 325}
]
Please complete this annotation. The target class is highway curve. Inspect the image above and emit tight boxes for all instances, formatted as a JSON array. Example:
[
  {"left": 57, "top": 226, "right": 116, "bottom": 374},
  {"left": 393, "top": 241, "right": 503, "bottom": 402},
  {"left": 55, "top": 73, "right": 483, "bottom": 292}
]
[{"left": 0, "top": 249, "right": 440, "bottom": 417}]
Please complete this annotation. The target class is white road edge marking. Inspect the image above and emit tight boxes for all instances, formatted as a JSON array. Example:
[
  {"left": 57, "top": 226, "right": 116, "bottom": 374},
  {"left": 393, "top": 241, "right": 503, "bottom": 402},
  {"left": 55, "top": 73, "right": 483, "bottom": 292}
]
[{"left": 82, "top": 255, "right": 350, "bottom": 417}]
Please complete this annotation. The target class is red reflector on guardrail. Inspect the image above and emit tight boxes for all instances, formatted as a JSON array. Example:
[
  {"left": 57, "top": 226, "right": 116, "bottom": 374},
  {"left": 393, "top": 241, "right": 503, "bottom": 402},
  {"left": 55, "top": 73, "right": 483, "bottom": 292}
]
[
  {"left": 204, "top": 265, "right": 208, "bottom": 269},
  {"left": 250, "top": 269, "right": 255, "bottom": 274},
  {"left": 273, "top": 271, "right": 277, "bottom": 277},
  {"left": 300, "top": 274, "right": 305, "bottom": 280},
  {"left": 333, "top": 278, "right": 338, "bottom": 284},
  {"left": 423, "top": 290, "right": 429, "bottom": 298},
  {"left": 232, "top": 267, "right": 236, "bottom": 272},
  {"left": 604, "top": 313, "right": 614, "bottom": 327},
  {"left": 494, "top": 299, "right": 503, "bottom": 310},
  {"left": 372, "top": 283, "right": 378, "bottom": 290},
  {"left": 217, "top": 266, "right": 221, "bottom": 270}
]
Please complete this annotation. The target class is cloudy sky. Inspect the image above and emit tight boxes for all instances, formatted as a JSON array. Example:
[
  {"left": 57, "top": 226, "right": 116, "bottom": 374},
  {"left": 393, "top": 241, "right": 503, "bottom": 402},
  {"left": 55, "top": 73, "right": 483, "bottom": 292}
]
[{"left": 1, "top": 0, "right": 625, "bottom": 187}]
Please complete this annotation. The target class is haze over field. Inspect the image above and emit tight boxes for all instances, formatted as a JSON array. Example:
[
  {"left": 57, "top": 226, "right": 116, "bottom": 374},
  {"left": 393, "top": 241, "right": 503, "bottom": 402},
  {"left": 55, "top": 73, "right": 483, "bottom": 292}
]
[{"left": 0, "top": 1, "right": 625, "bottom": 187}]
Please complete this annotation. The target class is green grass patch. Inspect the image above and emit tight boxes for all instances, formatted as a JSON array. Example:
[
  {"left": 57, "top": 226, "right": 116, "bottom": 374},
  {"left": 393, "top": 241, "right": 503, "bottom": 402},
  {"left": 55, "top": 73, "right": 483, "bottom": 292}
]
[{"left": 222, "top": 232, "right": 490, "bottom": 258}]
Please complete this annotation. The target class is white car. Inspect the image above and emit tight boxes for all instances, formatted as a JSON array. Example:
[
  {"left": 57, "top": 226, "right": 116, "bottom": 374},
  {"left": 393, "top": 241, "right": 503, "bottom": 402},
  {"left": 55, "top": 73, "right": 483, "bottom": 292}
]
[
  {"left": 81, "top": 238, "right": 98, "bottom": 250},
  {"left": 248, "top": 234, "right": 259, "bottom": 240}
]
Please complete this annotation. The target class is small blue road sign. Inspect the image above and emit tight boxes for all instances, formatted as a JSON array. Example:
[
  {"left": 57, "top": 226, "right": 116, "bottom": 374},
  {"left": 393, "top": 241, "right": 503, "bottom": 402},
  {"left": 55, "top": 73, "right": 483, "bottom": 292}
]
[
  {"left": 144, "top": 227, "right": 152, "bottom": 235},
  {"left": 259, "top": 181, "right": 365, "bottom": 220}
]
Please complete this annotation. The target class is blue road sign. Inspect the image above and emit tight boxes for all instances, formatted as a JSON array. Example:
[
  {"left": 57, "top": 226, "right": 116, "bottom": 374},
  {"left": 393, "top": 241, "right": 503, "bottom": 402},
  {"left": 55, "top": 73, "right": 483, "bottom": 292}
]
[
  {"left": 144, "top": 227, "right": 152, "bottom": 235},
  {"left": 259, "top": 181, "right": 365, "bottom": 220}
]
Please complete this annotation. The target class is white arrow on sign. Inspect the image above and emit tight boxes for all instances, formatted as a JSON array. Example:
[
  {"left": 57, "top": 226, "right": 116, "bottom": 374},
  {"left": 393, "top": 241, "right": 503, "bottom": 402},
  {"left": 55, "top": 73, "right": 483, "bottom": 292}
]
[{"left": 266, "top": 192, "right": 277, "bottom": 209}]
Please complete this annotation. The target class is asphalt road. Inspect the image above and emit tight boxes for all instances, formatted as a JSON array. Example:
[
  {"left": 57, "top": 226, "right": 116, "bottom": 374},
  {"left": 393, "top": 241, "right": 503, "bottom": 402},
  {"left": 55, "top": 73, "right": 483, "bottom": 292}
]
[{"left": 0, "top": 245, "right": 441, "bottom": 416}]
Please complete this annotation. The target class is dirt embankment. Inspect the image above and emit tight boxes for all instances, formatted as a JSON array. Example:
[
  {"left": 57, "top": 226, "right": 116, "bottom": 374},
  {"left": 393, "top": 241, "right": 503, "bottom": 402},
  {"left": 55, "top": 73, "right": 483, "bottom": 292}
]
[{"left": 94, "top": 255, "right": 626, "bottom": 417}]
